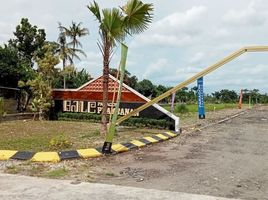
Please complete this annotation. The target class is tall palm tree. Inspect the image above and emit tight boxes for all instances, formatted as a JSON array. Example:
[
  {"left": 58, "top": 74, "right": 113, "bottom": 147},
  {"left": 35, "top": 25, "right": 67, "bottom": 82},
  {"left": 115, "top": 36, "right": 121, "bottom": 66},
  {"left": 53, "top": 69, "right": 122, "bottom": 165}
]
[
  {"left": 56, "top": 23, "right": 81, "bottom": 88},
  {"left": 88, "top": 0, "right": 153, "bottom": 135},
  {"left": 63, "top": 21, "right": 89, "bottom": 61}
]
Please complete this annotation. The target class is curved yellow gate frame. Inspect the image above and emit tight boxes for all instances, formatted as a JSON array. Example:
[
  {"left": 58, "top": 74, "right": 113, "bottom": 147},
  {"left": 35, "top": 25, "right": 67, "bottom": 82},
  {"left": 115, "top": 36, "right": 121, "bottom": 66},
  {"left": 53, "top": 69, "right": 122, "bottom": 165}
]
[{"left": 117, "top": 46, "right": 268, "bottom": 125}]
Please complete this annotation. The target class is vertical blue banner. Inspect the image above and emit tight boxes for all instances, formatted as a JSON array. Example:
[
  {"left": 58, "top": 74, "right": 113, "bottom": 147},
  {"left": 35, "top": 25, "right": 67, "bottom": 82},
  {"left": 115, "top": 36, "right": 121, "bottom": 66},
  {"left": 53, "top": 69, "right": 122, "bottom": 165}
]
[{"left": 197, "top": 77, "right": 205, "bottom": 119}]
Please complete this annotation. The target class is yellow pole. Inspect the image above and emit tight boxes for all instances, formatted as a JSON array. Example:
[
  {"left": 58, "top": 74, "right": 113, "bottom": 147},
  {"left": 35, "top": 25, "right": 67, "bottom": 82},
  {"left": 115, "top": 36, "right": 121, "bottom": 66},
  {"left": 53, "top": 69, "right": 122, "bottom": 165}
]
[{"left": 116, "top": 46, "right": 268, "bottom": 124}]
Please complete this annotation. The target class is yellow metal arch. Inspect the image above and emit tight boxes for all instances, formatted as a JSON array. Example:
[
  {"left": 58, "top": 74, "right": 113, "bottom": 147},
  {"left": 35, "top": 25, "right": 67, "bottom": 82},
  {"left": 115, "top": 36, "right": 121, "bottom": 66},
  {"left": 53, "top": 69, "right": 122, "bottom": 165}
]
[{"left": 117, "top": 46, "right": 268, "bottom": 124}]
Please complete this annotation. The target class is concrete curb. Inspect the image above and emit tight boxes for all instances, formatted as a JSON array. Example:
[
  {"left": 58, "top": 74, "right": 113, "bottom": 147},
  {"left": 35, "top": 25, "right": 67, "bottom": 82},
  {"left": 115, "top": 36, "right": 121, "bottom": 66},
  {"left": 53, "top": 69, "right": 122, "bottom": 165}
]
[{"left": 0, "top": 131, "right": 179, "bottom": 162}]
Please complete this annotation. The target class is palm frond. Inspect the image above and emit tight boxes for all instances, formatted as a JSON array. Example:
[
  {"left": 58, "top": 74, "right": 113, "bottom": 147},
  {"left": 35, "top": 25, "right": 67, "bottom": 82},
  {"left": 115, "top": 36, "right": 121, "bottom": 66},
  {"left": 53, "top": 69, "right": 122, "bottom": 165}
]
[
  {"left": 87, "top": 1, "right": 102, "bottom": 23},
  {"left": 121, "top": 0, "right": 153, "bottom": 35},
  {"left": 101, "top": 8, "right": 126, "bottom": 44}
]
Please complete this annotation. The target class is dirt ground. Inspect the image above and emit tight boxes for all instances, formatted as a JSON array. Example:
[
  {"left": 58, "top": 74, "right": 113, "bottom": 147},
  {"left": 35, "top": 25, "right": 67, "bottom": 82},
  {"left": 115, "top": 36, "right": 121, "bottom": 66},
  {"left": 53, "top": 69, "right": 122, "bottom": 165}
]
[{"left": 1, "top": 106, "right": 267, "bottom": 199}]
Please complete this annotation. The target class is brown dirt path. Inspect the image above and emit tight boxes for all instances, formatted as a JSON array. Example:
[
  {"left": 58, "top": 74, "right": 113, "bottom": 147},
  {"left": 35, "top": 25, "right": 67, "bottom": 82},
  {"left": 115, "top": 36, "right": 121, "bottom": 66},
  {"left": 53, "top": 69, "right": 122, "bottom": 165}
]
[{"left": 90, "top": 106, "right": 268, "bottom": 200}]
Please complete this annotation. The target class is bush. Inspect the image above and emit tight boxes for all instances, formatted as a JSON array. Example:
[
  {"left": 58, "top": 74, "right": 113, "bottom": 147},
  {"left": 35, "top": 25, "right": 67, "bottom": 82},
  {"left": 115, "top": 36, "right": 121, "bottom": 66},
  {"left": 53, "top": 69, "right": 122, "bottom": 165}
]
[
  {"left": 175, "top": 104, "right": 189, "bottom": 114},
  {"left": 49, "top": 134, "right": 72, "bottom": 150},
  {"left": 57, "top": 112, "right": 173, "bottom": 129}
]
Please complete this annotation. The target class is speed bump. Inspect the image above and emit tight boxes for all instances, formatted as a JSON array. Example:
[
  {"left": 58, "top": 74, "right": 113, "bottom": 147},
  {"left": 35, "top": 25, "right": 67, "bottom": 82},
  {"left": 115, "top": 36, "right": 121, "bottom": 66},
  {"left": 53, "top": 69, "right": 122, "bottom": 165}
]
[
  {"left": 143, "top": 136, "right": 158, "bottom": 143},
  {"left": 130, "top": 140, "right": 146, "bottom": 147},
  {"left": 156, "top": 133, "right": 169, "bottom": 140},
  {"left": 112, "top": 144, "right": 129, "bottom": 153},
  {"left": 0, "top": 150, "right": 17, "bottom": 160},
  {"left": 1, "top": 131, "right": 179, "bottom": 162},
  {"left": 77, "top": 148, "right": 102, "bottom": 158},
  {"left": 31, "top": 152, "right": 60, "bottom": 162}
]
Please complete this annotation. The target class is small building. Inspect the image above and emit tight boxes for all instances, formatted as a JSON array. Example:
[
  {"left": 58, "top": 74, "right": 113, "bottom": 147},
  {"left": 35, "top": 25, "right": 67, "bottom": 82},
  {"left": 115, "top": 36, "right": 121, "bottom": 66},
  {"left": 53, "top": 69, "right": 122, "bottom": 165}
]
[{"left": 52, "top": 74, "right": 179, "bottom": 131}]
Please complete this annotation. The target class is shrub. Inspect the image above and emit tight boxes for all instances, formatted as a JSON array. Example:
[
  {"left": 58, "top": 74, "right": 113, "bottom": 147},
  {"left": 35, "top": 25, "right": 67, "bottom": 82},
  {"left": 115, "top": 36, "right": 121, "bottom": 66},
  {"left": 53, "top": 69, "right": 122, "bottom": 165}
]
[
  {"left": 57, "top": 112, "right": 173, "bottom": 129},
  {"left": 175, "top": 104, "right": 189, "bottom": 114},
  {"left": 49, "top": 134, "right": 72, "bottom": 150}
]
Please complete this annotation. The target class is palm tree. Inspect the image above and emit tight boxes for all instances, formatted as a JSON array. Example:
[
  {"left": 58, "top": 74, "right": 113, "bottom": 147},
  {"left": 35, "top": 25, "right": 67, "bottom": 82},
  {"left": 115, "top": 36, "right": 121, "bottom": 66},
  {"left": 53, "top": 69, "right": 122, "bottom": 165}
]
[
  {"left": 63, "top": 21, "right": 89, "bottom": 62},
  {"left": 88, "top": 0, "right": 153, "bottom": 135},
  {"left": 56, "top": 23, "right": 81, "bottom": 88}
]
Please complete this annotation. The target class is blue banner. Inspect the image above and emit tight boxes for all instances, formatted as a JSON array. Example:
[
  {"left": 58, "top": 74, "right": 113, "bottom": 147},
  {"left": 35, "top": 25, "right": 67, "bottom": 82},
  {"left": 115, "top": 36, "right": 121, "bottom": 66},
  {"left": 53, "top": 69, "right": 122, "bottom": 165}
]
[{"left": 197, "top": 77, "right": 205, "bottom": 119}]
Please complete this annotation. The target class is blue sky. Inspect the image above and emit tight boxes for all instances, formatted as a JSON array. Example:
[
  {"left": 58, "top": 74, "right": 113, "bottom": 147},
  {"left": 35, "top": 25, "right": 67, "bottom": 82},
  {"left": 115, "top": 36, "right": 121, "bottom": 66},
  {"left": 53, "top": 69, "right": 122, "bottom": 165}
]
[{"left": 1, "top": 0, "right": 268, "bottom": 93}]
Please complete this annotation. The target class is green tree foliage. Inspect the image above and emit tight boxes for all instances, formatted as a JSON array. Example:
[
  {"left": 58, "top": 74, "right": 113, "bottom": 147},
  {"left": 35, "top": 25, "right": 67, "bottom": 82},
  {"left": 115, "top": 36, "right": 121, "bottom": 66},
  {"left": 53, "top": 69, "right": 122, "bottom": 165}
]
[
  {"left": 136, "top": 79, "right": 156, "bottom": 98},
  {"left": 62, "top": 21, "right": 89, "bottom": 61},
  {"left": 54, "top": 68, "right": 92, "bottom": 89},
  {"left": 56, "top": 22, "right": 88, "bottom": 88},
  {"left": 36, "top": 44, "right": 60, "bottom": 87},
  {"left": 27, "top": 45, "right": 60, "bottom": 120},
  {"left": 109, "top": 68, "right": 138, "bottom": 88},
  {"left": 9, "top": 18, "right": 46, "bottom": 68},
  {"left": 0, "top": 45, "right": 21, "bottom": 87},
  {"left": 88, "top": 0, "right": 153, "bottom": 134},
  {"left": 212, "top": 89, "right": 238, "bottom": 103}
]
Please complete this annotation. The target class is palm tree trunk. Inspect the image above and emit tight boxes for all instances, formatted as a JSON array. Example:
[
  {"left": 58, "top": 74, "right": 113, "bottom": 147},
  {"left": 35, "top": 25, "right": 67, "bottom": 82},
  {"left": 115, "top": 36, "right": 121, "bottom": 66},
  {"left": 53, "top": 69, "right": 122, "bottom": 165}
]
[
  {"left": 63, "top": 58, "right": 66, "bottom": 89},
  {"left": 101, "top": 42, "right": 111, "bottom": 136}
]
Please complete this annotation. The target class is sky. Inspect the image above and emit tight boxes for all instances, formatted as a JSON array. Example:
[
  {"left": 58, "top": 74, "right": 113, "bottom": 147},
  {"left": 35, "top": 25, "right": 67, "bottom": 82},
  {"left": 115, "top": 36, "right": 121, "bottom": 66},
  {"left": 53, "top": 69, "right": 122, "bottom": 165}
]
[{"left": 1, "top": 0, "right": 268, "bottom": 93}]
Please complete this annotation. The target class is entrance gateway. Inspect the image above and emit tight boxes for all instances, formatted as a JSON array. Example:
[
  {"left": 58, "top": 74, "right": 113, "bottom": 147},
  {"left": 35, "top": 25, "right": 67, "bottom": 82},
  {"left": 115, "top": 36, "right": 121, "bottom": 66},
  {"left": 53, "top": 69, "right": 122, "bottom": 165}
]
[{"left": 52, "top": 74, "right": 180, "bottom": 132}]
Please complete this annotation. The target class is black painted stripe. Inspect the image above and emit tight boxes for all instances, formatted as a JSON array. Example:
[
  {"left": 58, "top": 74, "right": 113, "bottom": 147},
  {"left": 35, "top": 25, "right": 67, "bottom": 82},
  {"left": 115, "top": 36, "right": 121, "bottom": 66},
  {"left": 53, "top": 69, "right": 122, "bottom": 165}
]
[
  {"left": 138, "top": 138, "right": 151, "bottom": 145},
  {"left": 58, "top": 150, "right": 80, "bottom": 160},
  {"left": 150, "top": 135, "right": 163, "bottom": 142},
  {"left": 95, "top": 147, "right": 104, "bottom": 153},
  {"left": 95, "top": 146, "right": 116, "bottom": 154},
  {"left": 11, "top": 151, "right": 35, "bottom": 160},
  {"left": 121, "top": 142, "right": 138, "bottom": 149}
]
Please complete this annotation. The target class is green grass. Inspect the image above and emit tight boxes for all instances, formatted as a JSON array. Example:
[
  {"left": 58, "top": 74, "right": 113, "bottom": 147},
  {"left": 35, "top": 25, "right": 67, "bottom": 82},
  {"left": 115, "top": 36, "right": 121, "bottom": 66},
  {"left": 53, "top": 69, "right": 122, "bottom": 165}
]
[
  {"left": 45, "top": 167, "right": 68, "bottom": 178},
  {"left": 0, "top": 120, "right": 157, "bottom": 151},
  {"left": 163, "top": 103, "right": 238, "bottom": 113}
]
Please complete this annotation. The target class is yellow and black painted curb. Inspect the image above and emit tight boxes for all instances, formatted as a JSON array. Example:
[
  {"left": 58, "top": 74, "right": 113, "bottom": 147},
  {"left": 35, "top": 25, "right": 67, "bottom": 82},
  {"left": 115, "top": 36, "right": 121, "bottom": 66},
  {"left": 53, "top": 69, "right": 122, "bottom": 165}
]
[{"left": 0, "top": 131, "right": 179, "bottom": 162}]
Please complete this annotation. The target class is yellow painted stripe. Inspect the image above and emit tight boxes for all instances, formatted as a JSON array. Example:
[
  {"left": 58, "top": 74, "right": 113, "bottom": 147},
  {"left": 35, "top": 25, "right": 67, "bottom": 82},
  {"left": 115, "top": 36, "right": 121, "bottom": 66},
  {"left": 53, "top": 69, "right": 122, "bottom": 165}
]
[
  {"left": 112, "top": 144, "right": 129, "bottom": 153},
  {"left": 165, "top": 132, "right": 177, "bottom": 137},
  {"left": 77, "top": 148, "right": 102, "bottom": 158},
  {"left": 156, "top": 134, "right": 169, "bottom": 140},
  {"left": 0, "top": 150, "right": 17, "bottom": 160},
  {"left": 130, "top": 140, "right": 146, "bottom": 147},
  {"left": 143, "top": 136, "right": 158, "bottom": 143},
  {"left": 31, "top": 152, "right": 60, "bottom": 162}
]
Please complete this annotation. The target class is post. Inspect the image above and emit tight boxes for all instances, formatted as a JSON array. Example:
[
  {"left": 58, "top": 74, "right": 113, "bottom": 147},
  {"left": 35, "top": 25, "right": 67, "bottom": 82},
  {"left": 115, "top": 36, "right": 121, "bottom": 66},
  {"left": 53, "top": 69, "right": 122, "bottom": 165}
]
[
  {"left": 170, "top": 92, "right": 176, "bottom": 113},
  {"left": 197, "top": 77, "right": 205, "bottom": 119},
  {"left": 238, "top": 89, "right": 243, "bottom": 109},
  {"left": 102, "top": 43, "right": 128, "bottom": 154}
]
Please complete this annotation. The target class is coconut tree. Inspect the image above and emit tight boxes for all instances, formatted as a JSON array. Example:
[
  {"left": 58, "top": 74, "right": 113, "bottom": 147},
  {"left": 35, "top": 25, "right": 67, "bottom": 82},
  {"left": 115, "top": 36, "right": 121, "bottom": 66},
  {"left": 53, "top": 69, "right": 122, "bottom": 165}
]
[
  {"left": 56, "top": 23, "right": 81, "bottom": 88},
  {"left": 87, "top": 0, "right": 153, "bottom": 135},
  {"left": 63, "top": 21, "right": 89, "bottom": 61}
]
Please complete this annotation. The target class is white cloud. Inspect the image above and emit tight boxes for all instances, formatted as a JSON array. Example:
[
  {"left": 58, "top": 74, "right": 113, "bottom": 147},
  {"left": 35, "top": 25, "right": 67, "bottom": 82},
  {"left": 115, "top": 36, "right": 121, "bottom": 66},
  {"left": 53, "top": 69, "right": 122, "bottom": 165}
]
[
  {"left": 143, "top": 58, "right": 169, "bottom": 79},
  {"left": 132, "top": 5, "right": 208, "bottom": 48},
  {"left": 1, "top": 0, "right": 268, "bottom": 93},
  {"left": 223, "top": 1, "right": 265, "bottom": 26}
]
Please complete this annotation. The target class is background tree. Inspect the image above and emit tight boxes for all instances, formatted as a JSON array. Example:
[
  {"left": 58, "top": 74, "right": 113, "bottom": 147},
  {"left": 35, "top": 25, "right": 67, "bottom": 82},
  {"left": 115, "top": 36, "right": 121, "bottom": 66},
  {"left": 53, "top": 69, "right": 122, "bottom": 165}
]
[
  {"left": 28, "top": 45, "right": 60, "bottom": 120},
  {"left": 5, "top": 18, "right": 46, "bottom": 111},
  {"left": 9, "top": 18, "right": 46, "bottom": 68},
  {"left": 62, "top": 21, "right": 89, "bottom": 62},
  {"left": 212, "top": 89, "right": 238, "bottom": 103},
  {"left": 0, "top": 45, "right": 21, "bottom": 88},
  {"left": 57, "top": 22, "right": 88, "bottom": 88},
  {"left": 109, "top": 68, "right": 138, "bottom": 88},
  {"left": 88, "top": 0, "right": 153, "bottom": 135},
  {"left": 136, "top": 79, "right": 156, "bottom": 98}
]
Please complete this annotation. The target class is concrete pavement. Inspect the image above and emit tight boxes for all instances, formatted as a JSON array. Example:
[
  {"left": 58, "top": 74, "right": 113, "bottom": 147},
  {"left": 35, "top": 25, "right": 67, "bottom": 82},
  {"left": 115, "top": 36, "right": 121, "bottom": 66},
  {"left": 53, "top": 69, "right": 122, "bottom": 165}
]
[{"left": 0, "top": 173, "right": 240, "bottom": 200}]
